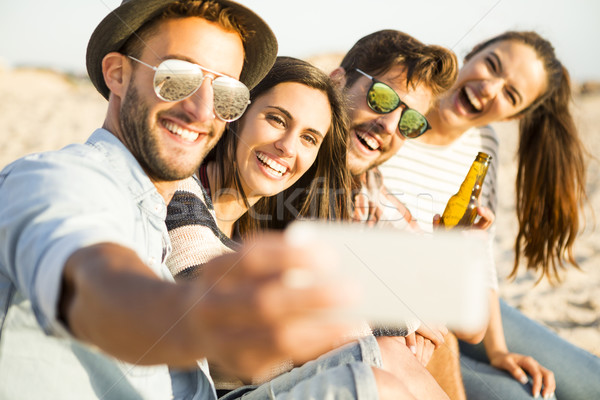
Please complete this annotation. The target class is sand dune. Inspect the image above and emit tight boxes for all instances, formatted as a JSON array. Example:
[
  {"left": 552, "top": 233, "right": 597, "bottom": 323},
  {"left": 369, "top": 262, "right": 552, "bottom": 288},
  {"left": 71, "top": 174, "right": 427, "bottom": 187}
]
[{"left": 0, "top": 66, "right": 598, "bottom": 357}]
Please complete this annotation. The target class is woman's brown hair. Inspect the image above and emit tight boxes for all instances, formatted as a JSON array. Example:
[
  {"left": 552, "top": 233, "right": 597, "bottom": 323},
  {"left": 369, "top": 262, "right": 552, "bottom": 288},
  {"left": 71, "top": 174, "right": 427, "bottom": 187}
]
[
  {"left": 206, "top": 56, "right": 353, "bottom": 237},
  {"left": 466, "top": 31, "right": 588, "bottom": 283}
]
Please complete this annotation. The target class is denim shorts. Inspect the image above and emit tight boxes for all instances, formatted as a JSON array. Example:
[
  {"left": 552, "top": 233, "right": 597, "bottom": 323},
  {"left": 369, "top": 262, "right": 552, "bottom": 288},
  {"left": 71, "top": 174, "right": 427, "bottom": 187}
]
[{"left": 220, "top": 335, "right": 381, "bottom": 400}]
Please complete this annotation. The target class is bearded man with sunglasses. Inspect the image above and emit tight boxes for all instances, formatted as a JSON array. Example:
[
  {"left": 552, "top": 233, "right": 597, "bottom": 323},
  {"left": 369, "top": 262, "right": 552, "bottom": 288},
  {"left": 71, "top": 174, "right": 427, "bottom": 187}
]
[
  {"left": 0, "top": 2, "right": 427, "bottom": 399},
  {"left": 329, "top": 30, "right": 474, "bottom": 399},
  {"left": 330, "top": 29, "right": 457, "bottom": 232}
]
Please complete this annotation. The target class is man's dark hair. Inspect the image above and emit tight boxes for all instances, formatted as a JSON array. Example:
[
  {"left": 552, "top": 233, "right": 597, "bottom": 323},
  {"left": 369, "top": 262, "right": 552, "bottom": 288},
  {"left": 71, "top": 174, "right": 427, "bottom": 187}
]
[{"left": 340, "top": 29, "right": 457, "bottom": 97}]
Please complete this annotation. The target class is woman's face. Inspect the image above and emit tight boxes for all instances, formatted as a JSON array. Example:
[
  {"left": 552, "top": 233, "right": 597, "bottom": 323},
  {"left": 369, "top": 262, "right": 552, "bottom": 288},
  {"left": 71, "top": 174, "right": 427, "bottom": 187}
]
[
  {"left": 438, "top": 40, "right": 548, "bottom": 127},
  {"left": 235, "top": 82, "right": 331, "bottom": 199}
]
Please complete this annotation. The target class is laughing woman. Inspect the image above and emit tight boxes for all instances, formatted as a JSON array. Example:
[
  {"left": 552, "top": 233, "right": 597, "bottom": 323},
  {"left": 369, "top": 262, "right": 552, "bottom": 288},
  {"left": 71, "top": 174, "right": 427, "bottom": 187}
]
[
  {"left": 165, "top": 57, "right": 352, "bottom": 282},
  {"left": 379, "top": 31, "right": 598, "bottom": 399}
]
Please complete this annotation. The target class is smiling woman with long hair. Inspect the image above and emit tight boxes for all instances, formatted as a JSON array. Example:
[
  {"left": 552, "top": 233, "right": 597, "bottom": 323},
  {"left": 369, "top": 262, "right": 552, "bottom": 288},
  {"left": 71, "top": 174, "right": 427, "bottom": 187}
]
[
  {"left": 165, "top": 56, "right": 352, "bottom": 280},
  {"left": 164, "top": 57, "right": 354, "bottom": 393}
]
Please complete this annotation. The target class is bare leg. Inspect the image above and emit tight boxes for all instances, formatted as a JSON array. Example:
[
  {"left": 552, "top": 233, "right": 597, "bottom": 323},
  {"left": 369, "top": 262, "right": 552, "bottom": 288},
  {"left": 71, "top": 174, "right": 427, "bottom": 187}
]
[
  {"left": 376, "top": 336, "right": 450, "bottom": 399},
  {"left": 427, "top": 332, "right": 467, "bottom": 400},
  {"left": 372, "top": 367, "right": 418, "bottom": 400}
]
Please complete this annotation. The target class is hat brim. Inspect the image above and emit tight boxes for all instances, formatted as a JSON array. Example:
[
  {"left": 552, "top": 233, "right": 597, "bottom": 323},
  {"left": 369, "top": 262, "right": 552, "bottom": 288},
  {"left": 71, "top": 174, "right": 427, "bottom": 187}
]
[{"left": 86, "top": 0, "right": 277, "bottom": 99}]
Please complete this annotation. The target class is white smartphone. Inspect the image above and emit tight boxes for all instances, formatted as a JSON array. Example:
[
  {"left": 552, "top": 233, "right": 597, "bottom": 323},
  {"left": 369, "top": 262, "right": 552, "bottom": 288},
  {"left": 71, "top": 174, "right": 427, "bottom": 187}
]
[{"left": 285, "top": 221, "right": 489, "bottom": 332}]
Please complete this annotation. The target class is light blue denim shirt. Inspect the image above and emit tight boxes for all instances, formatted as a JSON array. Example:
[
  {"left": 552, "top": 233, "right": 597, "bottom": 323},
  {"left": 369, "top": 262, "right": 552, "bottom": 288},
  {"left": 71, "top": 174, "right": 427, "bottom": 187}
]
[{"left": 0, "top": 129, "right": 215, "bottom": 399}]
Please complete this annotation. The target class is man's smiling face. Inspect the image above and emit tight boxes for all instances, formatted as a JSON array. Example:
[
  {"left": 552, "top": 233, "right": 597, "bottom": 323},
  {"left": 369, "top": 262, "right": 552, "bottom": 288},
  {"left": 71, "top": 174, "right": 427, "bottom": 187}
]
[
  {"left": 344, "top": 65, "right": 433, "bottom": 175},
  {"left": 120, "top": 17, "right": 245, "bottom": 181}
]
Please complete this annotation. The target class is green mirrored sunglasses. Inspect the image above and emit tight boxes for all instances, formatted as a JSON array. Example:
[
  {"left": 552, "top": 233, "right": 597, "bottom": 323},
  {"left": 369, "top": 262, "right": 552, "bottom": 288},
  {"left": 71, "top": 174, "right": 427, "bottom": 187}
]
[{"left": 356, "top": 68, "right": 431, "bottom": 138}]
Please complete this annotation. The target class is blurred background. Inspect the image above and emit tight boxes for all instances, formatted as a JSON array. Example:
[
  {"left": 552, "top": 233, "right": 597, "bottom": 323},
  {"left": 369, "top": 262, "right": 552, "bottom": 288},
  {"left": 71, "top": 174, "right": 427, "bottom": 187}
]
[{"left": 1, "top": 0, "right": 599, "bottom": 82}]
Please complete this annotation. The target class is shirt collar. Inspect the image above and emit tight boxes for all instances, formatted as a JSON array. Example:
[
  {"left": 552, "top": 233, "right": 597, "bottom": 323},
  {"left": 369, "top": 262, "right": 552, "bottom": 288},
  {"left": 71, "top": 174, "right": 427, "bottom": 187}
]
[{"left": 85, "top": 128, "right": 167, "bottom": 219}]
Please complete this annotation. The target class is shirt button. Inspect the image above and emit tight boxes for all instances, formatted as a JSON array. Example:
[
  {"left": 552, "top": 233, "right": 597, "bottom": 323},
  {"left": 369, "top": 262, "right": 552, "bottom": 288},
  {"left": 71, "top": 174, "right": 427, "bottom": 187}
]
[{"left": 148, "top": 256, "right": 156, "bottom": 266}]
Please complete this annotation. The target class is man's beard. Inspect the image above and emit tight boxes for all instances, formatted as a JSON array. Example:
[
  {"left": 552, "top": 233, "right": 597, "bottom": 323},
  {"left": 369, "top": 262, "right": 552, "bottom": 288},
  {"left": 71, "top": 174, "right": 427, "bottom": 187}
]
[{"left": 120, "top": 86, "right": 206, "bottom": 181}]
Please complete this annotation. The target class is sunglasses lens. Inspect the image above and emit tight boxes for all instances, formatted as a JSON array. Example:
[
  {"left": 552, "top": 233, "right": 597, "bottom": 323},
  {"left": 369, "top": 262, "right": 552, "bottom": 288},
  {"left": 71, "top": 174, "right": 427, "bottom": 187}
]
[
  {"left": 368, "top": 82, "right": 400, "bottom": 113},
  {"left": 399, "top": 109, "right": 429, "bottom": 138},
  {"left": 154, "top": 59, "right": 203, "bottom": 102},
  {"left": 213, "top": 77, "right": 250, "bottom": 121},
  {"left": 150, "top": 59, "right": 249, "bottom": 121}
]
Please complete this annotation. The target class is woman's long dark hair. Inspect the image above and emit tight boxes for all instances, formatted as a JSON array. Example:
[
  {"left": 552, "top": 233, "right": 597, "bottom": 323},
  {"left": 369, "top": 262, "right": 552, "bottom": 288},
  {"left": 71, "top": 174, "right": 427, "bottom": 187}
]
[
  {"left": 205, "top": 56, "right": 353, "bottom": 238},
  {"left": 466, "top": 31, "right": 589, "bottom": 283}
]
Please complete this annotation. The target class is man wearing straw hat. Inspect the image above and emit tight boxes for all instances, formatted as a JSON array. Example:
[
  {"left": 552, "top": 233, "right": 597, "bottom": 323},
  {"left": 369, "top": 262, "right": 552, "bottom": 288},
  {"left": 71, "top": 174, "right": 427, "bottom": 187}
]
[{"left": 0, "top": 1, "right": 427, "bottom": 399}]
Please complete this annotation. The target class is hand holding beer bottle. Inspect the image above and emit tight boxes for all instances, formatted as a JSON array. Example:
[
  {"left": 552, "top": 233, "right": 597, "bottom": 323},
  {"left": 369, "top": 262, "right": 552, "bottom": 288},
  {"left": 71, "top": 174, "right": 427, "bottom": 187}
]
[{"left": 439, "top": 152, "right": 492, "bottom": 230}]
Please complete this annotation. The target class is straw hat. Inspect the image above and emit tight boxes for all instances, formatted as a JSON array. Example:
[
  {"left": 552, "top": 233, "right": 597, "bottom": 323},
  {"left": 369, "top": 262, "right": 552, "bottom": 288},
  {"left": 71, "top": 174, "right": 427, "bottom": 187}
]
[{"left": 86, "top": 0, "right": 278, "bottom": 99}]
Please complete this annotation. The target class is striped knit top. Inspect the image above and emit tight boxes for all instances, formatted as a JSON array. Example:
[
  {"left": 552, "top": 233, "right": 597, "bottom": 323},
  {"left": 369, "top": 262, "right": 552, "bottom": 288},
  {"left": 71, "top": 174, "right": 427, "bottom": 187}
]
[
  {"left": 378, "top": 125, "right": 499, "bottom": 289},
  {"left": 165, "top": 168, "right": 239, "bottom": 281}
]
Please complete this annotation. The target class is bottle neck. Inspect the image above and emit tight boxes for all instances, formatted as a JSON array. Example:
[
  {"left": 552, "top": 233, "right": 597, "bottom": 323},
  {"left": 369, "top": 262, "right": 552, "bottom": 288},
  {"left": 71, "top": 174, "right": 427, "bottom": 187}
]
[
  {"left": 457, "top": 155, "right": 491, "bottom": 199},
  {"left": 470, "top": 161, "right": 490, "bottom": 198}
]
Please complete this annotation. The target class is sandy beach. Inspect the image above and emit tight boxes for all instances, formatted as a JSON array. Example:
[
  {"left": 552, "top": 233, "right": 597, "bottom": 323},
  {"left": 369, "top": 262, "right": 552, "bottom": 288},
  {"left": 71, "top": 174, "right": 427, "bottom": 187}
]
[
  {"left": 0, "top": 65, "right": 598, "bottom": 358},
  {"left": 493, "top": 95, "right": 600, "bottom": 358}
]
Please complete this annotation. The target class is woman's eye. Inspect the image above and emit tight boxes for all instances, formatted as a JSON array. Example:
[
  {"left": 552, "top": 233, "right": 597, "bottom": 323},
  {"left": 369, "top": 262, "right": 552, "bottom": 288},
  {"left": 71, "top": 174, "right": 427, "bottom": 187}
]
[
  {"left": 485, "top": 57, "right": 497, "bottom": 73},
  {"left": 302, "top": 134, "right": 317, "bottom": 146},
  {"left": 505, "top": 89, "right": 516, "bottom": 105},
  {"left": 266, "top": 114, "right": 286, "bottom": 127}
]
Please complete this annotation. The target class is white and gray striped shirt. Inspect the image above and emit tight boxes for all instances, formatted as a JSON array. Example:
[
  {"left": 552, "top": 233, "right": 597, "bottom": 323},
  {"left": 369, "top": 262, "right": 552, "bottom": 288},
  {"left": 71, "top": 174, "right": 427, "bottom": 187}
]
[{"left": 378, "top": 125, "right": 499, "bottom": 289}]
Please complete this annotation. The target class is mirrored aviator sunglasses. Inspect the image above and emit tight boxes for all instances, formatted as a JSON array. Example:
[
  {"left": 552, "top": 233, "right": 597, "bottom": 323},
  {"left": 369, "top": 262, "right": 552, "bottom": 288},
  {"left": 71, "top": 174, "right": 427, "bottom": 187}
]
[
  {"left": 355, "top": 69, "right": 430, "bottom": 139},
  {"left": 128, "top": 56, "right": 250, "bottom": 122}
]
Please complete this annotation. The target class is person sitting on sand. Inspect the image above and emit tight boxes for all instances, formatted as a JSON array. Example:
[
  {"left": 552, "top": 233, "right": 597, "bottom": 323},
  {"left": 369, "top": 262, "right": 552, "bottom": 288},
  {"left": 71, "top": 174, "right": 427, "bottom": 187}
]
[{"left": 379, "top": 30, "right": 599, "bottom": 400}]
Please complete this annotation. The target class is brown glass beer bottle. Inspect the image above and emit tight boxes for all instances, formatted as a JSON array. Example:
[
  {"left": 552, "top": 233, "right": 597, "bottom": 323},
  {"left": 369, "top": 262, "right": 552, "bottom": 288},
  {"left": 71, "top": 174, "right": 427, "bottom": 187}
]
[{"left": 440, "top": 152, "right": 492, "bottom": 229}]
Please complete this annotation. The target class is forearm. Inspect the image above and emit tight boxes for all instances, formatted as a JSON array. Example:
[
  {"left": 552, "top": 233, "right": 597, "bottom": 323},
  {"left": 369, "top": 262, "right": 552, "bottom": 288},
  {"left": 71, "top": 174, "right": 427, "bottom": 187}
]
[
  {"left": 453, "top": 289, "right": 498, "bottom": 344},
  {"left": 61, "top": 236, "right": 366, "bottom": 380},
  {"left": 481, "top": 289, "right": 509, "bottom": 357},
  {"left": 61, "top": 243, "right": 203, "bottom": 366},
  {"left": 453, "top": 326, "right": 486, "bottom": 344}
]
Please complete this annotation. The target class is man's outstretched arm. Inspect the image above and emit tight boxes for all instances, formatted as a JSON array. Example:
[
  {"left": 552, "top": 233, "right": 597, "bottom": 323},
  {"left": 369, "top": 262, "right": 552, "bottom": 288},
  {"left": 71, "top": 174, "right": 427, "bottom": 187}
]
[{"left": 60, "top": 236, "right": 359, "bottom": 380}]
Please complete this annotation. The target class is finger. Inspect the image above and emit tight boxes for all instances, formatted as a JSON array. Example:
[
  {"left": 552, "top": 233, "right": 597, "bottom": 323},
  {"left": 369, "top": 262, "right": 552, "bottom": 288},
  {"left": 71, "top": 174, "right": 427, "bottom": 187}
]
[
  {"left": 438, "top": 325, "right": 449, "bottom": 337},
  {"left": 472, "top": 217, "right": 489, "bottom": 230},
  {"left": 259, "top": 278, "right": 359, "bottom": 320},
  {"left": 421, "top": 339, "right": 435, "bottom": 366},
  {"left": 210, "top": 316, "right": 357, "bottom": 379},
  {"left": 432, "top": 214, "right": 441, "bottom": 229},
  {"left": 277, "top": 316, "right": 361, "bottom": 365},
  {"left": 518, "top": 356, "right": 543, "bottom": 397},
  {"left": 199, "top": 277, "right": 357, "bottom": 325},
  {"left": 206, "top": 233, "right": 339, "bottom": 286},
  {"left": 416, "top": 324, "right": 446, "bottom": 348},
  {"left": 502, "top": 356, "right": 529, "bottom": 385},
  {"left": 540, "top": 367, "right": 556, "bottom": 399},
  {"left": 415, "top": 334, "right": 425, "bottom": 364},
  {"left": 244, "top": 236, "right": 341, "bottom": 277},
  {"left": 404, "top": 332, "right": 417, "bottom": 355},
  {"left": 473, "top": 206, "right": 494, "bottom": 230}
]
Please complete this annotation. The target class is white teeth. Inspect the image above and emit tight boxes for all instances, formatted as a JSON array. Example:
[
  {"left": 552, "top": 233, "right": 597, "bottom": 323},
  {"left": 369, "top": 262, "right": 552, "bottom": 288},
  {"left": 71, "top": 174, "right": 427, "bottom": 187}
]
[
  {"left": 256, "top": 152, "right": 287, "bottom": 176},
  {"left": 163, "top": 121, "right": 199, "bottom": 142},
  {"left": 356, "top": 131, "right": 380, "bottom": 150},
  {"left": 464, "top": 86, "right": 482, "bottom": 111}
]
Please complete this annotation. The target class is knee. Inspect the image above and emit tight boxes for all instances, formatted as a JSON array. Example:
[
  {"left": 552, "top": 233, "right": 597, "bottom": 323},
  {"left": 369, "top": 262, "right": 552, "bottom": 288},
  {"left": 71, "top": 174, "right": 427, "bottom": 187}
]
[
  {"left": 376, "top": 336, "right": 413, "bottom": 370},
  {"left": 371, "top": 367, "right": 451, "bottom": 400},
  {"left": 371, "top": 367, "right": 417, "bottom": 400}
]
